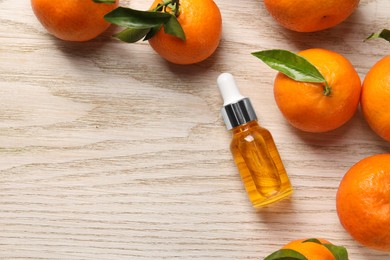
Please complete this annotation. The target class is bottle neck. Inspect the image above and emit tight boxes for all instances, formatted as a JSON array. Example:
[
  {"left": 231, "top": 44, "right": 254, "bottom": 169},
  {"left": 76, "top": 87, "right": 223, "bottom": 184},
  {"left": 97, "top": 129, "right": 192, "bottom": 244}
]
[
  {"left": 221, "top": 98, "right": 258, "bottom": 130},
  {"left": 231, "top": 120, "right": 259, "bottom": 134}
]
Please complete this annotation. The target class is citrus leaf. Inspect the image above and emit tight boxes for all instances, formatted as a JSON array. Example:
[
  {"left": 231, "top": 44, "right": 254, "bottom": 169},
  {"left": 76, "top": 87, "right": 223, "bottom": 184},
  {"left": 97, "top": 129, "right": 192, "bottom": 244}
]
[
  {"left": 113, "top": 27, "right": 150, "bottom": 43},
  {"left": 251, "top": 49, "right": 326, "bottom": 83},
  {"left": 302, "top": 238, "right": 349, "bottom": 260},
  {"left": 366, "top": 29, "right": 390, "bottom": 43},
  {"left": 302, "top": 238, "right": 322, "bottom": 244},
  {"left": 104, "top": 6, "right": 171, "bottom": 29},
  {"left": 163, "top": 15, "right": 186, "bottom": 41},
  {"left": 143, "top": 25, "right": 162, "bottom": 41},
  {"left": 264, "top": 249, "right": 308, "bottom": 260},
  {"left": 92, "top": 0, "right": 115, "bottom": 3},
  {"left": 323, "top": 244, "right": 349, "bottom": 260}
]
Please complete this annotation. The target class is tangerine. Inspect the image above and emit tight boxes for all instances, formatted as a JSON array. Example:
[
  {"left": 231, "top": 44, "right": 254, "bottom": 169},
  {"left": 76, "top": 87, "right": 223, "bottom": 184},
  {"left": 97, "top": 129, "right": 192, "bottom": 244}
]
[
  {"left": 263, "top": 0, "right": 360, "bottom": 32},
  {"left": 336, "top": 154, "right": 390, "bottom": 252},
  {"left": 361, "top": 55, "right": 390, "bottom": 142},
  {"left": 282, "top": 238, "right": 335, "bottom": 260},
  {"left": 148, "top": 0, "right": 222, "bottom": 64},
  {"left": 273, "top": 48, "right": 361, "bottom": 133},
  {"left": 31, "top": 0, "right": 118, "bottom": 42}
]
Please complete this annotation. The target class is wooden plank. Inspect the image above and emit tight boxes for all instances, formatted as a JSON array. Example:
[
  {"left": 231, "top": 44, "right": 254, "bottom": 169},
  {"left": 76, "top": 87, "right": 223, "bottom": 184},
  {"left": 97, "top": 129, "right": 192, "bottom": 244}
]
[{"left": 1, "top": 0, "right": 389, "bottom": 259}]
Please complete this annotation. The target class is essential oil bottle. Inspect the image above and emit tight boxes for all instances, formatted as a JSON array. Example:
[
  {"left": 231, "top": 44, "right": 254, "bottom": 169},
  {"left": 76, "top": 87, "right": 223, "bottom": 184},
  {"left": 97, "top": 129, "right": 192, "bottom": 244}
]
[{"left": 217, "top": 73, "right": 293, "bottom": 207}]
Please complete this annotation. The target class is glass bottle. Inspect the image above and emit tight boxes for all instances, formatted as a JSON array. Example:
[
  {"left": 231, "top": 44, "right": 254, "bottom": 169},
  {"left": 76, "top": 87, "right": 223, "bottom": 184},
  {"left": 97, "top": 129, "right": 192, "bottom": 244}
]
[{"left": 217, "top": 73, "right": 293, "bottom": 207}]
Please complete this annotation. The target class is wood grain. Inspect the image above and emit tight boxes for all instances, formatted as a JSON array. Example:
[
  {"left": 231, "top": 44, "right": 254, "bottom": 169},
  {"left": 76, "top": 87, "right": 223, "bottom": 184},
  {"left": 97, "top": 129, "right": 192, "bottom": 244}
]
[{"left": 1, "top": 0, "right": 390, "bottom": 259}]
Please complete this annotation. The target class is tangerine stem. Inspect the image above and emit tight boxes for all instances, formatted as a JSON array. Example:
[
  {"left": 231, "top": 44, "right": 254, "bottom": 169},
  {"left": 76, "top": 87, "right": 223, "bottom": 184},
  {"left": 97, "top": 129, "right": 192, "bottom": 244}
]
[
  {"left": 153, "top": 0, "right": 180, "bottom": 17},
  {"left": 153, "top": 0, "right": 171, "bottom": 12},
  {"left": 323, "top": 81, "right": 331, "bottom": 96},
  {"left": 173, "top": 0, "right": 180, "bottom": 16}
]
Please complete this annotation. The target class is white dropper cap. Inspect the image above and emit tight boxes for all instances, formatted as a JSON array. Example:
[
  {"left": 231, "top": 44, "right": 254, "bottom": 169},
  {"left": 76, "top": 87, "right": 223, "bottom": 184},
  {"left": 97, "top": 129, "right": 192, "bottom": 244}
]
[
  {"left": 217, "top": 73, "right": 257, "bottom": 130},
  {"left": 217, "top": 73, "right": 245, "bottom": 106}
]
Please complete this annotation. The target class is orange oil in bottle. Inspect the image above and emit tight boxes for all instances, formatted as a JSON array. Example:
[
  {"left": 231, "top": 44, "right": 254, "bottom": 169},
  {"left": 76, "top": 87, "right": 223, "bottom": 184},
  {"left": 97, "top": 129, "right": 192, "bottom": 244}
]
[
  {"left": 217, "top": 72, "right": 293, "bottom": 208},
  {"left": 230, "top": 121, "right": 293, "bottom": 207}
]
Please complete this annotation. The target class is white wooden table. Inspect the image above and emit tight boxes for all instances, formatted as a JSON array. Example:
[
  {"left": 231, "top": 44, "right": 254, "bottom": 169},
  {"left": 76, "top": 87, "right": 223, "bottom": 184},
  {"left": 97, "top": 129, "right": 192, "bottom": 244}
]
[{"left": 1, "top": 0, "right": 389, "bottom": 259}]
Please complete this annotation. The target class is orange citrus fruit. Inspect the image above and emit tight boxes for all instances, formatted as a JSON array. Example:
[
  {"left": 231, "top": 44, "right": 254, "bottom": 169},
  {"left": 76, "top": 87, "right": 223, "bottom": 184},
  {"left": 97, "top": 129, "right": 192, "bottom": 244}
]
[
  {"left": 282, "top": 238, "right": 335, "bottom": 259},
  {"left": 263, "top": 0, "right": 360, "bottom": 32},
  {"left": 336, "top": 154, "right": 390, "bottom": 252},
  {"left": 273, "top": 48, "right": 361, "bottom": 133},
  {"left": 148, "top": 0, "right": 222, "bottom": 64},
  {"left": 361, "top": 55, "right": 390, "bottom": 142},
  {"left": 31, "top": 0, "right": 119, "bottom": 42},
  {"left": 264, "top": 238, "right": 348, "bottom": 259}
]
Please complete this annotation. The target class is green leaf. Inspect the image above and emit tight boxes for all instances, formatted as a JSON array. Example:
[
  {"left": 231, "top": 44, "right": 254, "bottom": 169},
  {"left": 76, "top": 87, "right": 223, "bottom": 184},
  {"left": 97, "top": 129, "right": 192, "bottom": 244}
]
[
  {"left": 323, "top": 244, "right": 349, "bottom": 260},
  {"left": 264, "top": 249, "right": 308, "bottom": 260},
  {"left": 251, "top": 49, "right": 326, "bottom": 83},
  {"left": 143, "top": 25, "right": 162, "bottom": 41},
  {"left": 113, "top": 27, "right": 150, "bottom": 43},
  {"left": 104, "top": 6, "right": 171, "bottom": 29},
  {"left": 302, "top": 238, "right": 349, "bottom": 260},
  {"left": 163, "top": 15, "right": 186, "bottom": 41},
  {"left": 302, "top": 238, "right": 322, "bottom": 244},
  {"left": 366, "top": 29, "right": 390, "bottom": 43},
  {"left": 92, "top": 0, "right": 115, "bottom": 3},
  {"left": 104, "top": 5, "right": 186, "bottom": 42}
]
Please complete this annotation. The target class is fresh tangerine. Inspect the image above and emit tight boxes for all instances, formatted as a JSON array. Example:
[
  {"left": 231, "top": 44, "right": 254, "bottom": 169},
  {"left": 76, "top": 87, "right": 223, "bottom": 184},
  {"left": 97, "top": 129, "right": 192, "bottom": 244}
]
[
  {"left": 263, "top": 0, "right": 360, "bottom": 32},
  {"left": 282, "top": 238, "right": 335, "bottom": 259},
  {"left": 336, "top": 154, "right": 390, "bottom": 252},
  {"left": 31, "top": 0, "right": 118, "bottom": 42},
  {"left": 361, "top": 55, "right": 390, "bottom": 142},
  {"left": 148, "top": 0, "right": 222, "bottom": 64},
  {"left": 273, "top": 48, "right": 361, "bottom": 133}
]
